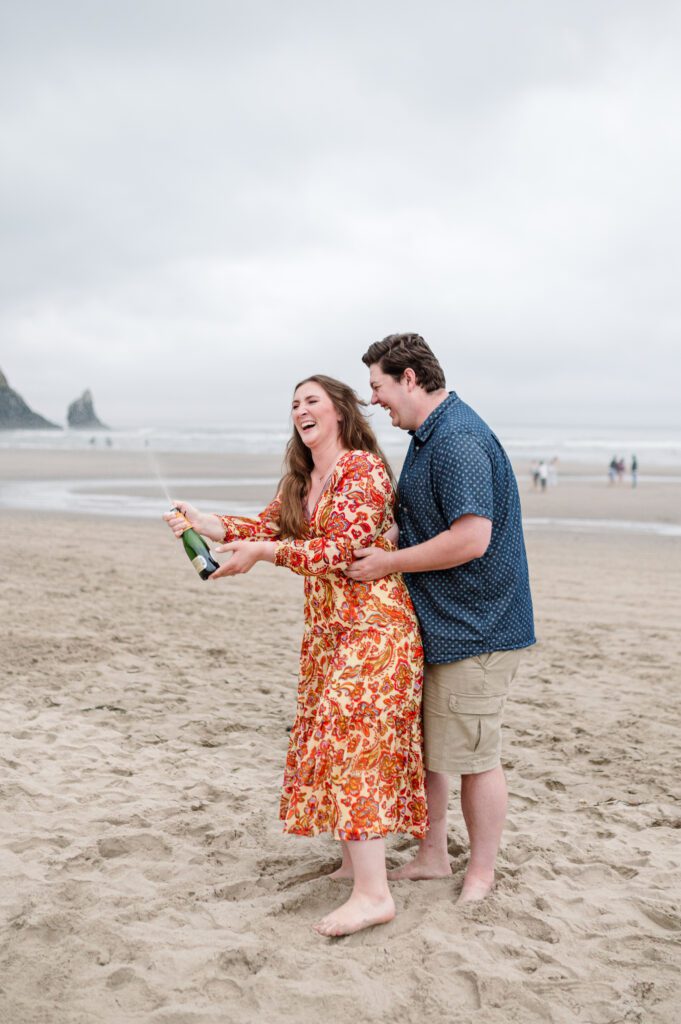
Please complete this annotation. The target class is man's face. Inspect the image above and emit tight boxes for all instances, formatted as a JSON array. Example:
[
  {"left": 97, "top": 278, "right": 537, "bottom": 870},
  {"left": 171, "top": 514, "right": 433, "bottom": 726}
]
[{"left": 368, "top": 363, "right": 415, "bottom": 430}]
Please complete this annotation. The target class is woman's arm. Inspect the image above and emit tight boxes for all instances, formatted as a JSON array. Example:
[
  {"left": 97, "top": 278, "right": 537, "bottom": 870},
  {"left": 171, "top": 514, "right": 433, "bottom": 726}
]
[
  {"left": 206, "top": 456, "right": 395, "bottom": 581},
  {"left": 217, "top": 496, "right": 281, "bottom": 543},
  {"left": 275, "top": 453, "right": 394, "bottom": 577},
  {"left": 164, "top": 497, "right": 281, "bottom": 543},
  {"left": 164, "top": 503, "right": 226, "bottom": 542},
  {"left": 209, "top": 538, "right": 277, "bottom": 578}
]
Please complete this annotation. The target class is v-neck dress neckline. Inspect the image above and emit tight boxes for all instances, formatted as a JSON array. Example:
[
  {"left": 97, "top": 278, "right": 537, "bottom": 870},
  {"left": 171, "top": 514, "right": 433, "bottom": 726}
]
[{"left": 305, "top": 450, "right": 350, "bottom": 522}]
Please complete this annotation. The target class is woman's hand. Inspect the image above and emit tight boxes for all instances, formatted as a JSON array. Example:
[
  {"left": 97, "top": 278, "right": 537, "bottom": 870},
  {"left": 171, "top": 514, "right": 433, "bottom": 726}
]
[
  {"left": 210, "top": 540, "right": 277, "bottom": 579},
  {"left": 163, "top": 501, "right": 204, "bottom": 538},
  {"left": 163, "top": 501, "right": 224, "bottom": 541}
]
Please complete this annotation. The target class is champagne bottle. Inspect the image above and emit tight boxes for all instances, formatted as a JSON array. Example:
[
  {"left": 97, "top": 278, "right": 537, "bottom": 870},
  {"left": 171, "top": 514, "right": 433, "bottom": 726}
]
[{"left": 171, "top": 507, "right": 221, "bottom": 580}]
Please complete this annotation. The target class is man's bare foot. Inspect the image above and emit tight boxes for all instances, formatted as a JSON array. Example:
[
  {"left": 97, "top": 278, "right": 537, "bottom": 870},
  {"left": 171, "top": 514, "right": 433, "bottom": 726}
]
[
  {"left": 387, "top": 856, "right": 452, "bottom": 881},
  {"left": 313, "top": 892, "right": 396, "bottom": 937},
  {"left": 327, "top": 864, "right": 354, "bottom": 880},
  {"left": 457, "top": 872, "right": 494, "bottom": 903}
]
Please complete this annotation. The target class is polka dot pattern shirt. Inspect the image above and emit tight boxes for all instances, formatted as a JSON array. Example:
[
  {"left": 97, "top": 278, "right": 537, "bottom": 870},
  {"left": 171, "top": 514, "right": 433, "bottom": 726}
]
[{"left": 396, "top": 392, "right": 535, "bottom": 664}]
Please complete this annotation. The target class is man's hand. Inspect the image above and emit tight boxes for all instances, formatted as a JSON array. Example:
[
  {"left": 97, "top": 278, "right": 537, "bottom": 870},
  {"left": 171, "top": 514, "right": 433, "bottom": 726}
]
[{"left": 344, "top": 545, "right": 397, "bottom": 582}]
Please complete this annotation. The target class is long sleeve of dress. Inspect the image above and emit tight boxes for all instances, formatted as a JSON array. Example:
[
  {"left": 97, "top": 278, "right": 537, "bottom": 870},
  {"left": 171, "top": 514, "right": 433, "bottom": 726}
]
[
  {"left": 218, "top": 497, "right": 281, "bottom": 542},
  {"left": 275, "top": 452, "right": 394, "bottom": 577}
]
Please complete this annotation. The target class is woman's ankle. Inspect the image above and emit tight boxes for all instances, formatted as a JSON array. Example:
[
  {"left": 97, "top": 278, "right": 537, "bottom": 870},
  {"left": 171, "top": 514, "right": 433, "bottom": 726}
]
[{"left": 351, "top": 883, "right": 392, "bottom": 902}]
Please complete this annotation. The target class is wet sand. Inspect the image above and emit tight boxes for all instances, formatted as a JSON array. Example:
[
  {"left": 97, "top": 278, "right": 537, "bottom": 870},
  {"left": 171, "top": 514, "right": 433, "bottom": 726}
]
[
  {"left": 1, "top": 452, "right": 680, "bottom": 1023},
  {"left": 1, "top": 449, "right": 680, "bottom": 527}
]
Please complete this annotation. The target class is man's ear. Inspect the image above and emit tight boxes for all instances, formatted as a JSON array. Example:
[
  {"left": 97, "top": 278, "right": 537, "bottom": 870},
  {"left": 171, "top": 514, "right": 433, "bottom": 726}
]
[{"left": 402, "top": 367, "right": 418, "bottom": 390}]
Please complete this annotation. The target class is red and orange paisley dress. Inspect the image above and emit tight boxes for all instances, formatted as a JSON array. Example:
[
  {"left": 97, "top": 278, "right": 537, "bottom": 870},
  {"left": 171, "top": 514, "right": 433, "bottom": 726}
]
[{"left": 219, "top": 450, "right": 428, "bottom": 841}]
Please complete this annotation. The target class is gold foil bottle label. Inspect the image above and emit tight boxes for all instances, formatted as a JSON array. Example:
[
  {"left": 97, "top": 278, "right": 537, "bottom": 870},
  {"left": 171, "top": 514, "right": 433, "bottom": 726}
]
[{"left": 191, "top": 554, "right": 208, "bottom": 574}]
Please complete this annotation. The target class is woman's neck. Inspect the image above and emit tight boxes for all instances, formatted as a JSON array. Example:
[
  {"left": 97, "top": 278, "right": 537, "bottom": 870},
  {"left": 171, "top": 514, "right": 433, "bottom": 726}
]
[{"left": 311, "top": 439, "right": 348, "bottom": 479}]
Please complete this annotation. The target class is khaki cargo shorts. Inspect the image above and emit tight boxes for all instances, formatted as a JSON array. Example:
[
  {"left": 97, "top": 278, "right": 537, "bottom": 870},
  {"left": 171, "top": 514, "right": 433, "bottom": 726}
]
[{"left": 423, "top": 649, "right": 522, "bottom": 775}]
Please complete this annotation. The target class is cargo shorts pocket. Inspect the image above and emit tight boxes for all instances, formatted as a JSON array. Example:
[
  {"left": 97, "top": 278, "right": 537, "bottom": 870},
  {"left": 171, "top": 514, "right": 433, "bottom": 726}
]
[{"left": 448, "top": 693, "right": 506, "bottom": 755}]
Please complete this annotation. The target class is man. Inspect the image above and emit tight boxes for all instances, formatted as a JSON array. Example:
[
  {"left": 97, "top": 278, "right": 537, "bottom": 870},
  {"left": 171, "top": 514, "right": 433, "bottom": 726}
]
[{"left": 346, "top": 333, "right": 535, "bottom": 902}]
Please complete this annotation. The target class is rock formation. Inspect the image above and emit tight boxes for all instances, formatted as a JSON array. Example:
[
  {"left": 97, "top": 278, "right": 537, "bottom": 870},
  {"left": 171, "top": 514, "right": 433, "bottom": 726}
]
[
  {"left": 0, "top": 368, "right": 61, "bottom": 429},
  {"left": 67, "top": 389, "right": 109, "bottom": 430}
]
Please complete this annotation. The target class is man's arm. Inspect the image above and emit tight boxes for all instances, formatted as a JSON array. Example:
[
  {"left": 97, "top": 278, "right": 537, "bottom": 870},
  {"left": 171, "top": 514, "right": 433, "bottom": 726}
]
[{"left": 344, "top": 514, "right": 492, "bottom": 582}]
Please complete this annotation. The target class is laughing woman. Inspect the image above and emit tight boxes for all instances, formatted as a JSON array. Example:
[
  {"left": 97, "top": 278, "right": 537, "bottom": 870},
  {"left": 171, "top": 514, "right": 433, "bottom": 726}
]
[{"left": 164, "top": 375, "right": 427, "bottom": 936}]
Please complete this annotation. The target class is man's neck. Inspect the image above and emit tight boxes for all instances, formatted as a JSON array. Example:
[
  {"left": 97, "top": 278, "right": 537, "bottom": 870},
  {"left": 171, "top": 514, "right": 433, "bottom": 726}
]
[{"left": 413, "top": 388, "right": 449, "bottom": 431}]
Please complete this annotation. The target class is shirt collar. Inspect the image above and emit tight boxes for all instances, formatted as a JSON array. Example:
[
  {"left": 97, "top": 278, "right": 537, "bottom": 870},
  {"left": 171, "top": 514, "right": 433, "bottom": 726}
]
[{"left": 410, "top": 391, "right": 459, "bottom": 444}]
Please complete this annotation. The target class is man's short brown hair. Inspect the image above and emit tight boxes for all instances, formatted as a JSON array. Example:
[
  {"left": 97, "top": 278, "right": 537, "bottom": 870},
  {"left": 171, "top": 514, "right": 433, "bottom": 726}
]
[{"left": 362, "top": 333, "right": 446, "bottom": 393}]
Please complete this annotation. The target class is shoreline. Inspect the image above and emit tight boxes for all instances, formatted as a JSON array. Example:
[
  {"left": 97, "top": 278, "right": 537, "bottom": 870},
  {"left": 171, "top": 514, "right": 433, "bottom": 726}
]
[{"left": 2, "top": 449, "right": 681, "bottom": 530}]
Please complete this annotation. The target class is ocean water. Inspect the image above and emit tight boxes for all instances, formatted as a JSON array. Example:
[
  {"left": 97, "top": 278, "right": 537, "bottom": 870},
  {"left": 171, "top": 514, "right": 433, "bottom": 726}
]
[{"left": 1, "top": 422, "right": 680, "bottom": 467}]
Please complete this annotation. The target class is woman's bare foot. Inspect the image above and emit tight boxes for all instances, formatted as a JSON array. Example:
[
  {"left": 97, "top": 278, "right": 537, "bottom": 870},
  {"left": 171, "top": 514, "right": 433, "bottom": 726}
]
[
  {"left": 457, "top": 871, "right": 494, "bottom": 903},
  {"left": 327, "top": 864, "right": 354, "bottom": 880},
  {"left": 387, "top": 854, "right": 452, "bottom": 881},
  {"left": 313, "top": 892, "right": 396, "bottom": 937}
]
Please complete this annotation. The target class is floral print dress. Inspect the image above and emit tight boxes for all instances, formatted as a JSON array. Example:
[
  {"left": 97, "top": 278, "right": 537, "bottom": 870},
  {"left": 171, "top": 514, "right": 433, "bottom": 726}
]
[{"left": 219, "top": 449, "right": 428, "bottom": 841}]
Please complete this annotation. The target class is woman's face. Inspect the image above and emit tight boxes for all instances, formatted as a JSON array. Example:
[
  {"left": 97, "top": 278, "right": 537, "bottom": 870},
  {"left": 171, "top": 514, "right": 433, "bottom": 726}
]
[{"left": 292, "top": 380, "right": 342, "bottom": 450}]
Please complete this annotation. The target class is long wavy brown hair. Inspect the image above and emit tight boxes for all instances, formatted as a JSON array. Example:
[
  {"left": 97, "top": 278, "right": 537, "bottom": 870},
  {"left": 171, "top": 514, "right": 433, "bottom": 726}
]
[{"left": 276, "top": 374, "right": 395, "bottom": 539}]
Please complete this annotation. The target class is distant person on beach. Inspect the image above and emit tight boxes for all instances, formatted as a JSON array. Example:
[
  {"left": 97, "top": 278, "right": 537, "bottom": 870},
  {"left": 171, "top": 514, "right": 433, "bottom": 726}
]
[
  {"left": 608, "top": 456, "right": 618, "bottom": 485},
  {"left": 631, "top": 454, "right": 638, "bottom": 488},
  {"left": 164, "top": 375, "right": 427, "bottom": 937},
  {"left": 347, "top": 334, "right": 535, "bottom": 902},
  {"left": 531, "top": 460, "right": 540, "bottom": 489},
  {"left": 538, "top": 460, "right": 549, "bottom": 492}
]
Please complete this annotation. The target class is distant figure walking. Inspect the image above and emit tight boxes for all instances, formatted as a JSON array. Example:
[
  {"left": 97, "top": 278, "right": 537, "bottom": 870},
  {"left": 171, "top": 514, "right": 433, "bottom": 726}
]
[
  {"left": 616, "top": 457, "right": 626, "bottom": 483},
  {"left": 608, "top": 456, "right": 618, "bottom": 485},
  {"left": 538, "top": 459, "right": 549, "bottom": 492},
  {"left": 631, "top": 454, "right": 638, "bottom": 488},
  {"left": 531, "top": 460, "right": 540, "bottom": 489}
]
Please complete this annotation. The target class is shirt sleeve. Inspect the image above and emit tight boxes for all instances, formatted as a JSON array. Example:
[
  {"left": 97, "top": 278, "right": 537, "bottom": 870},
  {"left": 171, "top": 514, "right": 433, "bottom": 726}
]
[
  {"left": 431, "top": 434, "right": 494, "bottom": 526},
  {"left": 218, "top": 496, "right": 282, "bottom": 542},
  {"left": 275, "top": 453, "right": 394, "bottom": 576}
]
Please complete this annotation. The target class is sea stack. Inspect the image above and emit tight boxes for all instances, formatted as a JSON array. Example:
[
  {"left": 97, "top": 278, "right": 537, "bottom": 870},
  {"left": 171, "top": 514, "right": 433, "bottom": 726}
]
[
  {"left": 67, "top": 390, "right": 109, "bottom": 430},
  {"left": 0, "top": 368, "right": 61, "bottom": 429}
]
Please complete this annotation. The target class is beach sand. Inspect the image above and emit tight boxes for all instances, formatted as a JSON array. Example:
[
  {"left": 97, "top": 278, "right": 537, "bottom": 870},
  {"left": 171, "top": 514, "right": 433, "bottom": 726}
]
[{"left": 1, "top": 452, "right": 680, "bottom": 1023}]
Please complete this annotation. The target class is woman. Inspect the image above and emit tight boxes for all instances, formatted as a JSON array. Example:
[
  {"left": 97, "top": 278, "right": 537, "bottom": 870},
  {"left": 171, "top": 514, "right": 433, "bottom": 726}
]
[{"left": 164, "top": 375, "right": 427, "bottom": 936}]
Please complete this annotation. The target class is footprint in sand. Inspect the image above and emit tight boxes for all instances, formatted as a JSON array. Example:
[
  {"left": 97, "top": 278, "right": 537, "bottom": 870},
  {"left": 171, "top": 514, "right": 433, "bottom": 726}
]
[
  {"left": 216, "top": 946, "right": 264, "bottom": 979},
  {"left": 97, "top": 833, "right": 171, "bottom": 859},
  {"left": 275, "top": 866, "right": 333, "bottom": 890},
  {"left": 634, "top": 900, "right": 681, "bottom": 932},
  {"left": 514, "top": 912, "right": 560, "bottom": 944},
  {"left": 105, "top": 967, "right": 161, "bottom": 1012},
  {"left": 212, "top": 879, "right": 262, "bottom": 902}
]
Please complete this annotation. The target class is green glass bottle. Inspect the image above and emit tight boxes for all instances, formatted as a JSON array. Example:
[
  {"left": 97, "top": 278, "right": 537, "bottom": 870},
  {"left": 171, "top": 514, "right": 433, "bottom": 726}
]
[{"left": 171, "top": 508, "right": 220, "bottom": 580}]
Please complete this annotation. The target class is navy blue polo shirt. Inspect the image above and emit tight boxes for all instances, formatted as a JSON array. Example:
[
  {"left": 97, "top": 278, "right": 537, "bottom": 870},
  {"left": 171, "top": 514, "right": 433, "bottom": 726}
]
[{"left": 396, "top": 392, "right": 535, "bottom": 664}]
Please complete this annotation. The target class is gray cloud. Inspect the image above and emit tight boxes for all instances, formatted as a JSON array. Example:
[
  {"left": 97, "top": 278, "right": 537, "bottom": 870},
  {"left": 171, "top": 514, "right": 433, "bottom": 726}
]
[{"left": 1, "top": 1, "right": 680, "bottom": 427}]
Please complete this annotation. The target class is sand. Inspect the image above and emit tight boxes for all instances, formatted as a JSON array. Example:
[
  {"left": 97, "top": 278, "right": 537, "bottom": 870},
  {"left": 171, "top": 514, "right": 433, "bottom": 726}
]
[{"left": 1, "top": 451, "right": 680, "bottom": 1024}]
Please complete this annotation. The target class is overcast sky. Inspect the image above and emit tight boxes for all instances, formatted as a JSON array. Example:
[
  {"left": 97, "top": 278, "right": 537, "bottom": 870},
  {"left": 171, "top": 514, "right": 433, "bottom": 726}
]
[{"left": 1, "top": 1, "right": 680, "bottom": 429}]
